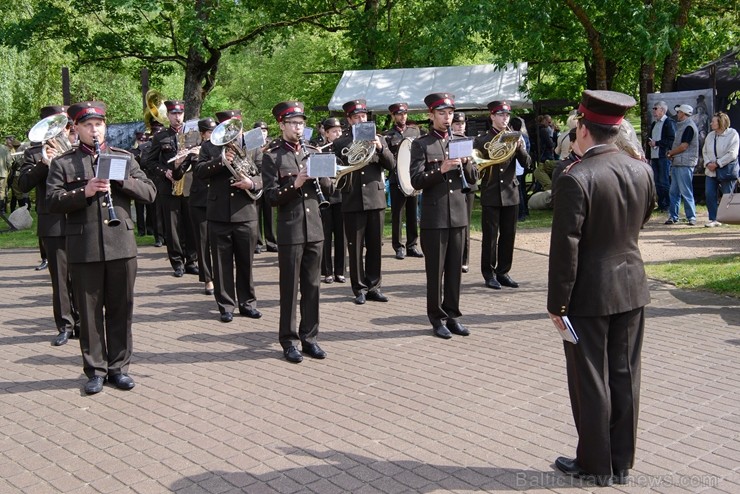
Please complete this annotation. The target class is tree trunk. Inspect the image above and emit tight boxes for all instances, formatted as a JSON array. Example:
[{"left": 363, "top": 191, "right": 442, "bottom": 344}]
[
  {"left": 639, "top": 59, "right": 656, "bottom": 150},
  {"left": 182, "top": 45, "right": 220, "bottom": 120},
  {"left": 661, "top": 0, "right": 692, "bottom": 92},
  {"left": 564, "top": 0, "right": 608, "bottom": 90},
  {"left": 356, "top": 0, "right": 380, "bottom": 68}
]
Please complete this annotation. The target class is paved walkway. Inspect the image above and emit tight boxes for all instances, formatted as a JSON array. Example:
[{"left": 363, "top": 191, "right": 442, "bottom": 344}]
[{"left": 0, "top": 237, "right": 738, "bottom": 493}]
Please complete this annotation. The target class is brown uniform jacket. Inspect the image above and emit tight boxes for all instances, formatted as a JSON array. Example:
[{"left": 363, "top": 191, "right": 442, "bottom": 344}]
[
  {"left": 144, "top": 127, "right": 180, "bottom": 198},
  {"left": 46, "top": 145, "right": 156, "bottom": 263},
  {"left": 193, "top": 140, "right": 261, "bottom": 223},
  {"left": 18, "top": 144, "right": 66, "bottom": 237},
  {"left": 261, "top": 138, "right": 331, "bottom": 245},
  {"left": 333, "top": 133, "right": 394, "bottom": 213},
  {"left": 547, "top": 144, "right": 655, "bottom": 317},
  {"left": 409, "top": 132, "right": 477, "bottom": 230},
  {"left": 473, "top": 129, "right": 530, "bottom": 207}
]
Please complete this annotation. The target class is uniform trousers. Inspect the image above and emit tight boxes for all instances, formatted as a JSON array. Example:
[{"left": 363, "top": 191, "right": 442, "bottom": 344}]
[
  {"left": 480, "top": 204, "right": 518, "bottom": 281},
  {"left": 189, "top": 204, "right": 212, "bottom": 284},
  {"left": 462, "top": 191, "right": 475, "bottom": 266},
  {"left": 389, "top": 185, "right": 419, "bottom": 251},
  {"left": 343, "top": 209, "right": 384, "bottom": 296},
  {"left": 420, "top": 227, "right": 464, "bottom": 327},
  {"left": 564, "top": 307, "right": 645, "bottom": 476},
  {"left": 321, "top": 203, "right": 345, "bottom": 277},
  {"left": 43, "top": 236, "right": 78, "bottom": 333},
  {"left": 256, "top": 197, "right": 277, "bottom": 249},
  {"left": 69, "top": 258, "right": 136, "bottom": 378},
  {"left": 208, "top": 220, "right": 258, "bottom": 315},
  {"left": 278, "top": 241, "right": 322, "bottom": 349},
  {"left": 163, "top": 195, "right": 197, "bottom": 270}
]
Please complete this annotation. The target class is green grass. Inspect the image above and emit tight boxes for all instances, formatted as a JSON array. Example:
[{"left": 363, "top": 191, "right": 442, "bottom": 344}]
[{"left": 645, "top": 255, "right": 740, "bottom": 298}]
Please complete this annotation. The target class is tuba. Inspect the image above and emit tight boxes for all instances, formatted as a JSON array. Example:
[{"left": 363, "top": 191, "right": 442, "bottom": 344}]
[
  {"left": 143, "top": 90, "right": 168, "bottom": 132},
  {"left": 28, "top": 114, "right": 72, "bottom": 163},
  {"left": 211, "top": 118, "right": 263, "bottom": 200},
  {"left": 472, "top": 130, "right": 521, "bottom": 174}
]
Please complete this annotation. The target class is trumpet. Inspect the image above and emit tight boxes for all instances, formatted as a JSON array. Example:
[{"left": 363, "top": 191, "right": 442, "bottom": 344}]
[
  {"left": 28, "top": 114, "right": 72, "bottom": 163},
  {"left": 211, "top": 118, "right": 262, "bottom": 201}
]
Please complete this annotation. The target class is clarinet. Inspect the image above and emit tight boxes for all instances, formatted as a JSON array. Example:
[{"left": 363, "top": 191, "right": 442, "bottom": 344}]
[
  {"left": 448, "top": 126, "right": 471, "bottom": 193},
  {"left": 298, "top": 137, "right": 330, "bottom": 210},
  {"left": 93, "top": 138, "right": 121, "bottom": 227}
]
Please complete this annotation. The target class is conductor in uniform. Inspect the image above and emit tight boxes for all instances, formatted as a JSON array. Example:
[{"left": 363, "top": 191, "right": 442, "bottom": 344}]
[
  {"left": 409, "top": 93, "right": 477, "bottom": 339},
  {"left": 46, "top": 101, "right": 156, "bottom": 395},
  {"left": 384, "top": 102, "right": 423, "bottom": 260},
  {"left": 548, "top": 90, "right": 655, "bottom": 486},
  {"left": 261, "top": 101, "right": 331, "bottom": 363},
  {"left": 194, "top": 110, "right": 262, "bottom": 323},
  {"left": 19, "top": 105, "right": 80, "bottom": 346},
  {"left": 333, "top": 99, "right": 395, "bottom": 305}
]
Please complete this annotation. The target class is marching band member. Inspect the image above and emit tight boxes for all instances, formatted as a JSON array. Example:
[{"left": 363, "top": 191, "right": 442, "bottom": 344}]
[
  {"left": 319, "top": 117, "right": 346, "bottom": 284},
  {"left": 409, "top": 93, "right": 477, "bottom": 339},
  {"left": 252, "top": 121, "right": 278, "bottom": 254},
  {"left": 473, "top": 101, "right": 530, "bottom": 290},
  {"left": 333, "top": 99, "right": 394, "bottom": 305},
  {"left": 145, "top": 100, "right": 198, "bottom": 277},
  {"left": 384, "top": 102, "right": 423, "bottom": 261},
  {"left": 451, "top": 111, "right": 476, "bottom": 273},
  {"left": 18, "top": 105, "right": 80, "bottom": 346},
  {"left": 261, "top": 101, "right": 331, "bottom": 363},
  {"left": 46, "top": 101, "right": 156, "bottom": 394},
  {"left": 194, "top": 110, "right": 262, "bottom": 323},
  {"left": 188, "top": 118, "right": 216, "bottom": 296}
]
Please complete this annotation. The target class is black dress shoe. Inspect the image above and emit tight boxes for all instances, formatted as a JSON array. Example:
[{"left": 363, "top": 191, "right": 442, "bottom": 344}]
[
  {"left": 35, "top": 259, "right": 48, "bottom": 271},
  {"left": 239, "top": 306, "right": 262, "bottom": 319},
  {"left": 366, "top": 290, "right": 388, "bottom": 302},
  {"left": 108, "top": 374, "right": 135, "bottom": 390},
  {"left": 84, "top": 376, "right": 105, "bottom": 395},
  {"left": 433, "top": 325, "right": 452, "bottom": 339},
  {"left": 446, "top": 320, "right": 470, "bottom": 336},
  {"left": 254, "top": 245, "right": 262, "bottom": 254},
  {"left": 284, "top": 346, "right": 303, "bottom": 363},
  {"left": 204, "top": 287, "right": 214, "bottom": 295},
  {"left": 220, "top": 312, "right": 233, "bottom": 323},
  {"left": 407, "top": 247, "right": 424, "bottom": 258},
  {"left": 185, "top": 265, "right": 199, "bottom": 275},
  {"left": 154, "top": 240, "right": 163, "bottom": 247},
  {"left": 485, "top": 278, "right": 501, "bottom": 289},
  {"left": 613, "top": 469, "right": 629, "bottom": 485},
  {"left": 173, "top": 268, "right": 184, "bottom": 278},
  {"left": 334, "top": 275, "right": 346, "bottom": 283},
  {"left": 52, "top": 331, "right": 71, "bottom": 346},
  {"left": 496, "top": 274, "right": 519, "bottom": 288},
  {"left": 301, "top": 342, "right": 327, "bottom": 359},
  {"left": 462, "top": 265, "right": 469, "bottom": 273},
  {"left": 554, "top": 457, "right": 613, "bottom": 487},
  {"left": 354, "top": 293, "right": 366, "bottom": 305},
  {"left": 73, "top": 326, "right": 80, "bottom": 338},
  {"left": 395, "top": 247, "right": 405, "bottom": 260}
]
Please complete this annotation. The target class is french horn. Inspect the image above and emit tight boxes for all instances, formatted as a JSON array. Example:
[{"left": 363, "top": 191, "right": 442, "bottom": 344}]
[
  {"left": 337, "top": 139, "right": 377, "bottom": 189},
  {"left": 28, "top": 114, "right": 72, "bottom": 163},
  {"left": 472, "top": 130, "right": 521, "bottom": 173}
]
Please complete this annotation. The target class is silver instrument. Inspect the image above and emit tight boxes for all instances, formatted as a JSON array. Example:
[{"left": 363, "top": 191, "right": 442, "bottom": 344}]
[
  {"left": 211, "top": 117, "right": 263, "bottom": 201},
  {"left": 28, "top": 114, "right": 72, "bottom": 163},
  {"left": 395, "top": 137, "right": 420, "bottom": 197}
]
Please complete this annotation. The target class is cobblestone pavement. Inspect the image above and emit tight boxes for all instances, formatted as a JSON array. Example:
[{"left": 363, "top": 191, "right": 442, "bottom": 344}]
[{"left": 1, "top": 237, "right": 738, "bottom": 493}]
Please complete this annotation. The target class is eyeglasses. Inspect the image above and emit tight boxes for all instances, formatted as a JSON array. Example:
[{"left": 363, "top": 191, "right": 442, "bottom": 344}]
[
  {"left": 652, "top": 107, "right": 659, "bottom": 110},
  {"left": 283, "top": 120, "right": 305, "bottom": 127}
]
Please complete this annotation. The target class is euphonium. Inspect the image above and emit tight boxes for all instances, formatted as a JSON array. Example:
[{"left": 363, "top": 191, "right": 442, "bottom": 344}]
[
  {"left": 28, "top": 114, "right": 72, "bottom": 162},
  {"left": 211, "top": 118, "right": 263, "bottom": 201},
  {"left": 471, "top": 130, "right": 522, "bottom": 173}
]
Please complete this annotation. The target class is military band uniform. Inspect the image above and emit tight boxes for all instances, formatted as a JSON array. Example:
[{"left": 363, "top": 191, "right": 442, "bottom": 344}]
[
  {"left": 194, "top": 137, "right": 260, "bottom": 320},
  {"left": 46, "top": 127, "right": 156, "bottom": 386},
  {"left": 131, "top": 138, "right": 157, "bottom": 236},
  {"left": 411, "top": 129, "right": 477, "bottom": 329},
  {"left": 333, "top": 131, "right": 394, "bottom": 299},
  {"left": 262, "top": 137, "right": 331, "bottom": 352},
  {"left": 474, "top": 113, "right": 529, "bottom": 287},
  {"left": 318, "top": 140, "right": 345, "bottom": 281},
  {"left": 19, "top": 141, "right": 79, "bottom": 344},
  {"left": 145, "top": 124, "right": 198, "bottom": 274},
  {"left": 385, "top": 120, "right": 421, "bottom": 256},
  {"left": 188, "top": 120, "right": 216, "bottom": 292}
]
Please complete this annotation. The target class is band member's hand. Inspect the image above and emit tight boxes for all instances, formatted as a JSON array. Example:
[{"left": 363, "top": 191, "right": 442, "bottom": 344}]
[
  {"left": 374, "top": 135, "right": 384, "bottom": 150},
  {"left": 232, "top": 177, "right": 254, "bottom": 190},
  {"left": 441, "top": 158, "right": 461, "bottom": 174},
  {"left": 165, "top": 169, "right": 174, "bottom": 182},
  {"left": 706, "top": 162, "right": 718, "bottom": 171},
  {"left": 42, "top": 144, "right": 59, "bottom": 165},
  {"left": 175, "top": 154, "right": 186, "bottom": 167},
  {"left": 548, "top": 312, "right": 566, "bottom": 332},
  {"left": 224, "top": 147, "right": 236, "bottom": 163},
  {"left": 85, "top": 177, "right": 110, "bottom": 198},
  {"left": 294, "top": 167, "right": 309, "bottom": 188}
]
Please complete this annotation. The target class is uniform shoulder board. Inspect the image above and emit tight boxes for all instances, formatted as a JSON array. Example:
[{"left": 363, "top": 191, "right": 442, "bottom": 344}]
[
  {"left": 108, "top": 146, "right": 132, "bottom": 155},
  {"left": 266, "top": 138, "right": 282, "bottom": 152},
  {"left": 58, "top": 146, "right": 76, "bottom": 158}
]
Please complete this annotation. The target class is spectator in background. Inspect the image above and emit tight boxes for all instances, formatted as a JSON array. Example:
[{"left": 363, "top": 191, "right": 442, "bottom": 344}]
[
  {"left": 555, "top": 110, "right": 579, "bottom": 159},
  {"left": 703, "top": 111, "right": 739, "bottom": 227},
  {"left": 664, "top": 104, "right": 698, "bottom": 226},
  {"left": 536, "top": 114, "right": 555, "bottom": 163},
  {"left": 648, "top": 101, "right": 675, "bottom": 212}
]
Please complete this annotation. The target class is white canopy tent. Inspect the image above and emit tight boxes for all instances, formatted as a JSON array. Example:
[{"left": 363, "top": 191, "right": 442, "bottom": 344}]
[{"left": 327, "top": 63, "right": 530, "bottom": 114}]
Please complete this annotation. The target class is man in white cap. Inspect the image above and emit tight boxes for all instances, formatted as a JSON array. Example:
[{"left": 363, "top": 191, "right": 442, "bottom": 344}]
[{"left": 664, "top": 104, "right": 698, "bottom": 226}]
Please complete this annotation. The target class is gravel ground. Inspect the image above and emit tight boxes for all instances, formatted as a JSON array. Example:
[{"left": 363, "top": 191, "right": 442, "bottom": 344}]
[{"left": 514, "top": 213, "right": 740, "bottom": 263}]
